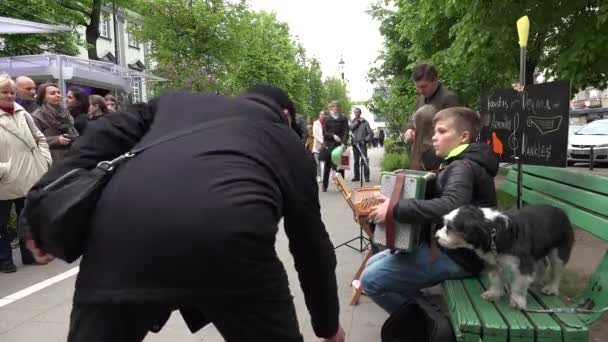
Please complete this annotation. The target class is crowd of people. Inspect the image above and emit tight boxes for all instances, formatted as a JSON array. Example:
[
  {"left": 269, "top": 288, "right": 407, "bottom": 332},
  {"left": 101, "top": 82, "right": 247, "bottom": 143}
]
[
  {"left": 0, "top": 63, "right": 500, "bottom": 342},
  {"left": 0, "top": 75, "right": 119, "bottom": 273}
]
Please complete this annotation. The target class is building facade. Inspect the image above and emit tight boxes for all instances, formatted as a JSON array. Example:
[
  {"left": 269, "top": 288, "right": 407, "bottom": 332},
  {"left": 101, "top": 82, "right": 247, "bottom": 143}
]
[{"left": 75, "top": 5, "right": 149, "bottom": 104}]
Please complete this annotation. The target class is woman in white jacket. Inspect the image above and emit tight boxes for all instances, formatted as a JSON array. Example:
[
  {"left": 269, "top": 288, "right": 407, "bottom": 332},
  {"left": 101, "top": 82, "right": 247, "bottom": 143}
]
[
  {"left": 312, "top": 111, "right": 325, "bottom": 183},
  {"left": 0, "top": 75, "right": 52, "bottom": 273}
]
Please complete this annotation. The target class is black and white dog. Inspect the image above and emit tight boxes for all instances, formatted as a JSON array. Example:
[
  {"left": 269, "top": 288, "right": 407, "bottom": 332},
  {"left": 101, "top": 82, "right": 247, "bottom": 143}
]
[{"left": 435, "top": 205, "right": 574, "bottom": 310}]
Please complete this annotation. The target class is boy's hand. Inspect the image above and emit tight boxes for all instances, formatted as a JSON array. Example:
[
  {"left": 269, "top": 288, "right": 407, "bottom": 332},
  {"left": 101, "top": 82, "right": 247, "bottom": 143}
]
[{"left": 369, "top": 195, "right": 389, "bottom": 224}]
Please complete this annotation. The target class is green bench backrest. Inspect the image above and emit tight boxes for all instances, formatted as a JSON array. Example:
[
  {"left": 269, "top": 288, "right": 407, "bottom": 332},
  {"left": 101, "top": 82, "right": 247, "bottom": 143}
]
[{"left": 499, "top": 165, "right": 608, "bottom": 325}]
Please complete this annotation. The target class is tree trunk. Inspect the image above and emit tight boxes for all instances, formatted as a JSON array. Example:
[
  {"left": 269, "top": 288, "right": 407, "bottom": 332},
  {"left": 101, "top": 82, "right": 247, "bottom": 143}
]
[{"left": 86, "top": 0, "right": 103, "bottom": 60}]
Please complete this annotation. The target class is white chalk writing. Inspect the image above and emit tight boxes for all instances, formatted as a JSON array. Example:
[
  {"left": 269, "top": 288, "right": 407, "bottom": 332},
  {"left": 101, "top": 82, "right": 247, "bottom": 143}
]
[
  {"left": 487, "top": 96, "right": 509, "bottom": 111},
  {"left": 521, "top": 133, "right": 552, "bottom": 160}
]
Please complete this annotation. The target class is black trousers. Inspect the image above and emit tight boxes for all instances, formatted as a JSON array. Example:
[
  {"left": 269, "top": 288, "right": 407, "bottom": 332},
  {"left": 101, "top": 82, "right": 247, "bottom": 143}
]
[
  {"left": 67, "top": 298, "right": 304, "bottom": 342},
  {"left": 322, "top": 159, "right": 344, "bottom": 190},
  {"left": 0, "top": 198, "right": 34, "bottom": 264},
  {"left": 352, "top": 142, "right": 370, "bottom": 180}
]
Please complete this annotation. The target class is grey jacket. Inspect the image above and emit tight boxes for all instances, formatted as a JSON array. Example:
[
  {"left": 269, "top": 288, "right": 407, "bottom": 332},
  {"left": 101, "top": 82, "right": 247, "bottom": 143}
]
[{"left": 351, "top": 118, "right": 373, "bottom": 144}]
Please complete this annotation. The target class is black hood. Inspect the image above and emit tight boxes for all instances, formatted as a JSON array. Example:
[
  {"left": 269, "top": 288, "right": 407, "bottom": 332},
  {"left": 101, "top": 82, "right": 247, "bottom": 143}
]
[{"left": 452, "top": 143, "right": 499, "bottom": 177}]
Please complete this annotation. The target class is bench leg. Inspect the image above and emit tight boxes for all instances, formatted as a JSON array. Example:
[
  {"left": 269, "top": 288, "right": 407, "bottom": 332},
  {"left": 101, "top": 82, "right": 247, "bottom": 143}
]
[{"left": 350, "top": 250, "right": 372, "bottom": 305}]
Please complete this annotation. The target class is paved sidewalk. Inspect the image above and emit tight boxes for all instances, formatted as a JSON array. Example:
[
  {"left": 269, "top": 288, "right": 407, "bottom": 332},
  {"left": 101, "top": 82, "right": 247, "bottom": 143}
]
[{"left": 0, "top": 146, "right": 389, "bottom": 342}]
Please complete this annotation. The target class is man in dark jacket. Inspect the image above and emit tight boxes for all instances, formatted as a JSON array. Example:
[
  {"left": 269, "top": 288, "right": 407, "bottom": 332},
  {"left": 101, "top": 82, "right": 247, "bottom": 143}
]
[
  {"left": 350, "top": 107, "right": 373, "bottom": 182},
  {"left": 23, "top": 86, "right": 344, "bottom": 342},
  {"left": 321, "top": 101, "right": 349, "bottom": 192},
  {"left": 361, "top": 107, "right": 498, "bottom": 314},
  {"left": 404, "top": 64, "right": 464, "bottom": 170}
]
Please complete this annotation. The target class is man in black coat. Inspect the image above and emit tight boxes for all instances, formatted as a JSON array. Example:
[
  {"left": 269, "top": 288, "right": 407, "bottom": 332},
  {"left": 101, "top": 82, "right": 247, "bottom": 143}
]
[
  {"left": 350, "top": 107, "right": 373, "bottom": 182},
  {"left": 23, "top": 86, "right": 344, "bottom": 342},
  {"left": 321, "top": 101, "right": 349, "bottom": 192}
]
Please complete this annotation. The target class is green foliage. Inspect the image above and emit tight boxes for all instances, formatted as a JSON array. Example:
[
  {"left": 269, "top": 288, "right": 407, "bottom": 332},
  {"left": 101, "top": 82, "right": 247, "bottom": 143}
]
[
  {"left": 368, "top": 0, "right": 608, "bottom": 112},
  {"left": 324, "top": 77, "right": 351, "bottom": 114},
  {"left": 381, "top": 152, "right": 410, "bottom": 172},
  {"left": 0, "top": 0, "right": 85, "bottom": 57},
  {"left": 133, "top": 0, "right": 330, "bottom": 116},
  {"left": 383, "top": 137, "right": 408, "bottom": 155},
  {"left": 7, "top": 207, "right": 17, "bottom": 240}
]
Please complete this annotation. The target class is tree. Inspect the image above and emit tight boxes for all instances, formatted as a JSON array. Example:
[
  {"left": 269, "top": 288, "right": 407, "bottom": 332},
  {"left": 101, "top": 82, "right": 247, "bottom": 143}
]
[
  {"left": 133, "top": 0, "right": 247, "bottom": 94},
  {"left": 0, "top": 0, "right": 83, "bottom": 57},
  {"left": 133, "top": 0, "right": 328, "bottom": 114},
  {"left": 324, "top": 77, "right": 351, "bottom": 114},
  {"left": 369, "top": 0, "right": 608, "bottom": 109},
  {"left": 305, "top": 58, "right": 327, "bottom": 115}
]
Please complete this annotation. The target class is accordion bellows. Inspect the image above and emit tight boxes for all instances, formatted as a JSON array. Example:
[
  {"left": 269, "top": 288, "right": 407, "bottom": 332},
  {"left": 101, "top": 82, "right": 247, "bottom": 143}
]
[{"left": 374, "top": 170, "right": 436, "bottom": 252}]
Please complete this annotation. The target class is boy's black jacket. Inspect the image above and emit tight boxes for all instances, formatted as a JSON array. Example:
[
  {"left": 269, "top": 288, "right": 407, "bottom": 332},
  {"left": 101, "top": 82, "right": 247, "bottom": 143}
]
[{"left": 394, "top": 143, "right": 499, "bottom": 274}]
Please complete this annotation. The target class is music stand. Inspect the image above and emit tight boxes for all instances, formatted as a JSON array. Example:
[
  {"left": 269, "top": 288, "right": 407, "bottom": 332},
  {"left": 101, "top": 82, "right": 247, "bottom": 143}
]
[{"left": 333, "top": 173, "right": 372, "bottom": 253}]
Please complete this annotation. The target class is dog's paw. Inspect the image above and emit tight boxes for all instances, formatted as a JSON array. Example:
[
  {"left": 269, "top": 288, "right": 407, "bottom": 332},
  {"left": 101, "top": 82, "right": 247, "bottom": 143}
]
[
  {"left": 541, "top": 284, "right": 559, "bottom": 296},
  {"left": 481, "top": 289, "right": 503, "bottom": 301},
  {"left": 510, "top": 294, "right": 527, "bottom": 310}
]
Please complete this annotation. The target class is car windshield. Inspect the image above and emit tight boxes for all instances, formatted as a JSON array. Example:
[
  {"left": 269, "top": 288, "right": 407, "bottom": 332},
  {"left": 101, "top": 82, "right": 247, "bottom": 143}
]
[{"left": 576, "top": 121, "right": 608, "bottom": 135}]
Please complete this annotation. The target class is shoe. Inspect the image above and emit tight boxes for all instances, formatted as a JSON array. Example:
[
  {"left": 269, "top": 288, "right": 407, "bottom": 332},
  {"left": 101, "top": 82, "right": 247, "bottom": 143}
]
[
  {"left": 351, "top": 178, "right": 360, "bottom": 182},
  {"left": 322, "top": 187, "right": 328, "bottom": 192},
  {"left": 0, "top": 260, "right": 17, "bottom": 273},
  {"left": 365, "top": 179, "right": 370, "bottom": 183}
]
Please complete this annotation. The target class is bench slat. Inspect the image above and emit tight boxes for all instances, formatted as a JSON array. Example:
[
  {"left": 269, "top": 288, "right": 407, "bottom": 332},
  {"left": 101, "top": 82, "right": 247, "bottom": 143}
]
[
  {"left": 521, "top": 293, "right": 564, "bottom": 342},
  {"left": 478, "top": 277, "right": 536, "bottom": 341},
  {"left": 512, "top": 165, "right": 608, "bottom": 196},
  {"left": 530, "top": 290, "right": 588, "bottom": 342},
  {"left": 505, "top": 171, "right": 608, "bottom": 217},
  {"left": 443, "top": 279, "right": 482, "bottom": 341},
  {"left": 461, "top": 278, "right": 508, "bottom": 341},
  {"left": 500, "top": 181, "right": 608, "bottom": 240}
]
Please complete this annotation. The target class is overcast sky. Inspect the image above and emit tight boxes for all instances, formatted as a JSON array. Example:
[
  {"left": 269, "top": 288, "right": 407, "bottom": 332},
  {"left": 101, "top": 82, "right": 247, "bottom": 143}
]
[{"left": 248, "top": 0, "right": 384, "bottom": 101}]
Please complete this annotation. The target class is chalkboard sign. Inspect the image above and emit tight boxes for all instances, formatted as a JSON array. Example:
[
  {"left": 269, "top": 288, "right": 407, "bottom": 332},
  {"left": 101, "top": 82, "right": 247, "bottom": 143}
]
[{"left": 479, "top": 80, "right": 570, "bottom": 167}]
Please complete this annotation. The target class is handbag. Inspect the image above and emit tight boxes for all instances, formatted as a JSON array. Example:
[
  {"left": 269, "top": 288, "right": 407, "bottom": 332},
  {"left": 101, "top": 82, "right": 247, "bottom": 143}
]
[
  {"left": 25, "top": 116, "right": 244, "bottom": 263},
  {"left": 381, "top": 295, "right": 456, "bottom": 342},
  {"left": 373, "top": 170, "right": 436, "bottom": 252}
]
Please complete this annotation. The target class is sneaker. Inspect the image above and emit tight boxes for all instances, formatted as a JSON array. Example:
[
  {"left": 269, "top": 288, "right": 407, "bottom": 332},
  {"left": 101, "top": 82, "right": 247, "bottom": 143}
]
[
  {"left": 0, "top": 260, "right": 17, "bottom": 273},
  {"left": 351, "top": 178, "right": 360, "bottom": 182}
]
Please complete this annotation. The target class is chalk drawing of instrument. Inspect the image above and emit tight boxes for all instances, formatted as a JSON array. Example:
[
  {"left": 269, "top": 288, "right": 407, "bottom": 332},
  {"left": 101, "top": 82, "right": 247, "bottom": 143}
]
[{"left": 527, "top": 116, "right": 562, "bottom": 135}]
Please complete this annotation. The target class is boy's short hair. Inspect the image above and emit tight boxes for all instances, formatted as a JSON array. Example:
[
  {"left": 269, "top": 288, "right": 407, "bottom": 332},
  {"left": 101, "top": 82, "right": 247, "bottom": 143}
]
[{"left": 433, "top": 107, "right": 481, "bottom": 142}]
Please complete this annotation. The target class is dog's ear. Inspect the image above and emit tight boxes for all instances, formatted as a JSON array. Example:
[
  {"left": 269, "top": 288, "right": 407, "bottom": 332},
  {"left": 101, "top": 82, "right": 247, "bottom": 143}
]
[{"left": 463, "top": 220, "right": 490, "bottom": 250}]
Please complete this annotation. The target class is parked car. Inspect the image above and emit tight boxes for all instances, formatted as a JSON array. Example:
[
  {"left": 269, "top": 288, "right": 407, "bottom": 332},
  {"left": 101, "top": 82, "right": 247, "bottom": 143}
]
[{"left": 567, "top": 119, "right": 608, "bottom": 165}]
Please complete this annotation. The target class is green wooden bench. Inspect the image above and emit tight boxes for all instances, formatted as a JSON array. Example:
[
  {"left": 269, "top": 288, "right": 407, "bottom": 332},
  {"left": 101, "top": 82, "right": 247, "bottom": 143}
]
[{"left": 443, "top": 165, "right": 608, "bottom": 342}]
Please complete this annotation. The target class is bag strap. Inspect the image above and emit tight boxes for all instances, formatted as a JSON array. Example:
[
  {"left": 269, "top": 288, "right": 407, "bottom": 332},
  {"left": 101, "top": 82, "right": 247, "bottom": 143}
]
[
  {"left": 385, "top": 172, "right": 405, "bottom": 250},
  {"left": 98, "top": 116, "right": 247, "bottom": 171}
]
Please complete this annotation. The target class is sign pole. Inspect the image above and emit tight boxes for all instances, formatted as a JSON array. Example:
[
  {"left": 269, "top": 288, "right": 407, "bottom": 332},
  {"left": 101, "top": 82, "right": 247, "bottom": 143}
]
[{"left": 516, "top": 16, "right": 530, "bottom": 209}]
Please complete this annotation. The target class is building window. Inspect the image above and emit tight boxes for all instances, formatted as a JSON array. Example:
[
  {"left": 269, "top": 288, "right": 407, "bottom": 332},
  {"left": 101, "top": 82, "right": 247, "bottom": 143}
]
[
  {"left": 128, "top": 24, "right": 140, "bottom": 48},
  {"left": 100, "top": 14, "right": 111, "bottom": 39},
  {"left": 131, "top": 79, "right": 141, "bottom": 104},
  {"left": 128, "top": 32, "right": 139, "bottom": 48}
]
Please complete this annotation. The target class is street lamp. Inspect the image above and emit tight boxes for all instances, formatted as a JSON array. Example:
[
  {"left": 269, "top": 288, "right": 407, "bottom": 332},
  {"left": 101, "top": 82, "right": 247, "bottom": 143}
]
[{"left": 338, "top": 55, "right": 345, "bottom": 82}]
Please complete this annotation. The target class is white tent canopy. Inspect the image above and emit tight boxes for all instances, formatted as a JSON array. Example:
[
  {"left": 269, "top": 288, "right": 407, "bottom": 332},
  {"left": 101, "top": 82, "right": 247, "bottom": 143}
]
[
  {"left": 0, "top": 55, "right": 166, "bottom": 94},
  {"left": 0, "top": 16, "right": 72, "bottom": 34}
]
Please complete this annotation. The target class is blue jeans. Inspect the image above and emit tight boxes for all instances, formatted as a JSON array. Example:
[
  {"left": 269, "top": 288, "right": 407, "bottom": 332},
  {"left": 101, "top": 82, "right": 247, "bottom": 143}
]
[{"left": 360, "top": 244, "right": 471, "bottom": 314}]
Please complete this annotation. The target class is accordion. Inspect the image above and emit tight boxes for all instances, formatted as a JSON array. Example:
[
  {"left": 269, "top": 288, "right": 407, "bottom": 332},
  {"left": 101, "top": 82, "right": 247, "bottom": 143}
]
[{"left": 373, "top": 170, "right": 436, "bottom": 252}]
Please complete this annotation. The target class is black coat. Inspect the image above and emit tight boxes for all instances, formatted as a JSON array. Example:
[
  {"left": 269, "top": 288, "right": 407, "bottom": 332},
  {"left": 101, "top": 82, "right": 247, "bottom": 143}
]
[
  {"left": 322, "top": 113, "right": 349, "bottom": 150},
  {"left": 394, "top": 143, "right": 499, "bottom": 274},
  {"left": 26, "top": 93, "right": 339, "bottom": 338}
]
